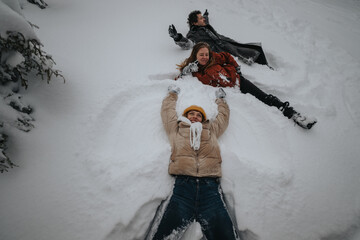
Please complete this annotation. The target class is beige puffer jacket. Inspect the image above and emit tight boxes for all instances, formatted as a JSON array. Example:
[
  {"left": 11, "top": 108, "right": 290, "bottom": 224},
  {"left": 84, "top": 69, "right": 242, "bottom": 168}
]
[{"left": 161, "top": 93, "right": 230, "bottom": 177}]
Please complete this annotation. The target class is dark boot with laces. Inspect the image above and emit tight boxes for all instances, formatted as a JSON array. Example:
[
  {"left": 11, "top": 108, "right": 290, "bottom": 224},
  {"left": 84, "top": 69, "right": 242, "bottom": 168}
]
[
  {"left": 264, "top": 95, "right": 317, "bottom": 129},
  {"left": 280, "top": 102, "right": 295, "bottom": 119},
  {"left": 280, "top": 102, "right": 317, "bottom": 129}
]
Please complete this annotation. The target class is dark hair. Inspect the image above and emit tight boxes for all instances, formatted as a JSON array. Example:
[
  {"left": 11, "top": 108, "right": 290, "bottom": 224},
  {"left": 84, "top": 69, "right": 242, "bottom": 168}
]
[
  {"left": 187, "top": 10, "right": 201, "bottom": 28},
  {"left": 177, "top": 42, "right": 215, "bottom": 73}
]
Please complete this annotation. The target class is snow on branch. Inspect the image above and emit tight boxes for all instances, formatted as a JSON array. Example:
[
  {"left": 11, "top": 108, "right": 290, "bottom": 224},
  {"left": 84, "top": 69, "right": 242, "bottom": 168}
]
[
  {"left": 27, "top": 0, "right": 48, "bottom": 9},
  {"left": 0, "top": 0, "right": 64, "bottom": 172},
  {"left": 0, "top": 31, "right": 65, "bottom": 88},
  {"left": 0, "top": 125, "right": 18, "bottom": 173}
]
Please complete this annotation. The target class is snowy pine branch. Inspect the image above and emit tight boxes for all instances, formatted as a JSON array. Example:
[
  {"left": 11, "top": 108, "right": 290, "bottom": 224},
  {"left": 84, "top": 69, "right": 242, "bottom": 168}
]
[
  {"left": 27, "top": 0, "right": 48, "bottom": 9},
  {"left": 0, "top": 31, "right": 65, "bottom": 89},
  {"left": 0, "top": 0, "right": 65, "bottom": 173},
  {"left": 0, "top": 125, "right": 18, "bottom": 173}
]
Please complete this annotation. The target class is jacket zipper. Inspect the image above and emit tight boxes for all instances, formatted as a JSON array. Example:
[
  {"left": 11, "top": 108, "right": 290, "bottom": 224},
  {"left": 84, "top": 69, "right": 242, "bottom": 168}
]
[{"left": 196, "top": 153, "right": 199, "bottom": 174}]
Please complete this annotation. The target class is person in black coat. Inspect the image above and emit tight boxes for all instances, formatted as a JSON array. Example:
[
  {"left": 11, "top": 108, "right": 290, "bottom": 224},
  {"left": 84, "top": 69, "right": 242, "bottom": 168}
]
[{"left": 169, "top": 10, "right": 271, "bottom": 68}]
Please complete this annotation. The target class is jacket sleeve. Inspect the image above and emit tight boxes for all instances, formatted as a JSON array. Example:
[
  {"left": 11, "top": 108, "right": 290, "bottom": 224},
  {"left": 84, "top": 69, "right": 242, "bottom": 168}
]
[
  {"left": 215, "top": 52, "right": 239, "bottom": 68},
  {"left": 161, "top": 93, "right": 179, "bottom": 137},
  {"left": 173, "top": 33, "right": 195, "bottom": 50},
  {"left": 210, "top": 98, "right": 230, "bottom": 138},
  {"left": 194, "top": 71, "right": 235, "bottom": 88},
  {"left": 204, "top": 14, "right": 210, "bottom": 25}
]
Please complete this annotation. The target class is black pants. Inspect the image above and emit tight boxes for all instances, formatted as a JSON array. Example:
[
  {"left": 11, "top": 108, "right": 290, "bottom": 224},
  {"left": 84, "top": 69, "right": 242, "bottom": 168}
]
[{"left": 239, "top": 76, "right": 283, "bottom": 109}]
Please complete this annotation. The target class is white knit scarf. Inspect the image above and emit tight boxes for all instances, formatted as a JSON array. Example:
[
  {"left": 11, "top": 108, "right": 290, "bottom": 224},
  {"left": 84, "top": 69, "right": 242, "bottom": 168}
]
[{"left": 178, "top": 116, "right": 203, "bottom": 151}]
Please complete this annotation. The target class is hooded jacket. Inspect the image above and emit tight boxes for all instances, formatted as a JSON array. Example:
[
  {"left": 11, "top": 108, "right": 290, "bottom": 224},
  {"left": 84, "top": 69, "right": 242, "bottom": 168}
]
[
  {"left": 193, "top": 52, "right": 240, "bottom": 88},
  {"left": 173, "top": 15, "right": 268, "bottom": 65},
  {"left": 161, "top": 93, "right": 229, "bottom": 177}
]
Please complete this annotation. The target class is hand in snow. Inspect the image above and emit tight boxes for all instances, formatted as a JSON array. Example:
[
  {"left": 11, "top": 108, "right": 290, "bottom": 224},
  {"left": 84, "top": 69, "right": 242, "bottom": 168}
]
[
  {"left": 243, "top": 57, "right": 254, "bottom": 65},
  {"left": 215, "top": 88, "right": 226, "bottom": 99},
  {"left": 168, "top": 84, "right": 180, "bottom": 94},
  {"left": 168, "top": 24, "right": 179, "bottom": 39},
  {"left": 182, "top": 60, "right": 199, "bottom": 76},
  {"left": 235, "top": 65, "right": 242, "bottom": 76}
]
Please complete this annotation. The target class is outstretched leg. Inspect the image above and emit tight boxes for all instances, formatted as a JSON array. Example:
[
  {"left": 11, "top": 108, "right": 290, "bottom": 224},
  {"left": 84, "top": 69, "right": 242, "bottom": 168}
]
[
  {"left": 239, "top": 75, "right": 285, "bottom": 109},
  {"left": 197, "top": 180, "right": 239, "bottom": 240},
  {"left": 150, "top": 199, "right": 193, "bottom": 240},
  {"left": 146, "top": 178, "right": 196, "bottom": 240},
  {"left": 239, "top": 76, "right": 317, "bottom": 129}
]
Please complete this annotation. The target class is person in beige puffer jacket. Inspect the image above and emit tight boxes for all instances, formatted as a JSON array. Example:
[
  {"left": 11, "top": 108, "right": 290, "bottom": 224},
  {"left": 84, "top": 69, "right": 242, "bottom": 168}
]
[
  {"left": 161, "top": 86, "right": 229, "bottom": 178},
  {"left": 145, "top": 86, "right": 240, "bottom": 240}
]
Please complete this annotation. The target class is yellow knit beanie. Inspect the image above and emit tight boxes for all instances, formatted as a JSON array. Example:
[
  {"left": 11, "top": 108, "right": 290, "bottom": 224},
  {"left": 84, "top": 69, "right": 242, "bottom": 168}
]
[{"left": 183, "top": 105, "right": 207, "bottom": 121}]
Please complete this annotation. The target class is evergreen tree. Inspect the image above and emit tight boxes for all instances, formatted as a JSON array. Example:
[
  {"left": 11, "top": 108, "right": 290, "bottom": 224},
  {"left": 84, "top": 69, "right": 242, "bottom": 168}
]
[{"left": 0, "top": 0, "right": 64, "bottom": 172}]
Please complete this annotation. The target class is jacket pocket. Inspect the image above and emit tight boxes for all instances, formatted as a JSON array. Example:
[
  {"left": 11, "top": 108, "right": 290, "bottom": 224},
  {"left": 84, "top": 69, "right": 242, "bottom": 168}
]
[
  {"left": 201, "top": 129, "right": 211, "bottom": 141},
  {"left": 178, "top": 127, "right": 190, "bottom": 138}
]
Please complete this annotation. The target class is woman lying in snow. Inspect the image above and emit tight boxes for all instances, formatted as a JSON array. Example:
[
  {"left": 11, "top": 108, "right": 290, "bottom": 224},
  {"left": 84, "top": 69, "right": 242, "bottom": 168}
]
[
  {"left": 176, "top": 42, "right": 317, "bottom": 130},
  {"left": 145, "top": 87, "right": 239, "bottom": 240}
]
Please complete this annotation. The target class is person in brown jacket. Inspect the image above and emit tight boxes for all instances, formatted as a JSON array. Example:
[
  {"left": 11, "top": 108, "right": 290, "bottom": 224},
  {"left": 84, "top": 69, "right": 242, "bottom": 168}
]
[{"left": 145, "top": 86, "right": 239, "bottom": 240}]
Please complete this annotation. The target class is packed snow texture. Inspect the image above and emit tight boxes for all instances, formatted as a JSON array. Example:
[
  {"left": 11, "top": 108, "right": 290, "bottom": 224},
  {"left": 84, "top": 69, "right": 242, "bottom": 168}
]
[{"left": 1, "top": 0, "right": 360, "bottom": 240}]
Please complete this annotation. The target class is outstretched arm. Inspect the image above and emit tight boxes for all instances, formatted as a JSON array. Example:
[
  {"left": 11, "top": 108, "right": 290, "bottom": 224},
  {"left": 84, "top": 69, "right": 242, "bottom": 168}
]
[
  {"left": 168, "top": 24, "right": 195, "bottom": 50},
  {"left": 174, "top": 36, "right": 195, "bottom": 50},
  {"left": 161, "top": 86, "right": 180, "bottom": 137},
  {"left": 203, "top": 9, "right": 210, "bottom": 25},
  {"left": 211, "top": 89, "right": 230, "bottom": 138}
]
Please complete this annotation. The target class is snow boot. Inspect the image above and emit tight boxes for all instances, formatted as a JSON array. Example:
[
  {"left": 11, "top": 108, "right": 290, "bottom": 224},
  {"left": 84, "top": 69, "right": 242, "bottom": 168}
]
[
  {"left": 280, "top": 102, "right": 317, "bottom": 129},
  {"left": 291, "top": 112, "right": 317, "bottom": 129},
  {"left": 264, "top": 95, "right": 317, "bottom": 129}
]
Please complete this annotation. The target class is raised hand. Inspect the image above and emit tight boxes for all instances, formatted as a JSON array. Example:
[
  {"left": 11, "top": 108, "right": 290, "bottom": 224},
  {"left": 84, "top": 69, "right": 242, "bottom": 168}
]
[
  {"left": 215, "top": 88, "right": 226, "bottom": 99},
  {"left": 182, "top": 60, "right": 199, "bottom": 76},
  {"left": 203, "top": 9, "right": 209, "bottom": 16},
  {"left": 168, "top": 24, "right": 178, "bottom": 39},
  {"left": 168, "top": 84, "right": 180, "bottom": 94},
  {"left": 235, "top": 65, "right": 242, "bottom": 75}
]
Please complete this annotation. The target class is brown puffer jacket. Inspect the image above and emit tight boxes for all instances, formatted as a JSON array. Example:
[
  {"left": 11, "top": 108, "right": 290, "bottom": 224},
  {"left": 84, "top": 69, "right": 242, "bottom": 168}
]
[{"left": 161, "top": 93, "right": 230, "bottom": 177}]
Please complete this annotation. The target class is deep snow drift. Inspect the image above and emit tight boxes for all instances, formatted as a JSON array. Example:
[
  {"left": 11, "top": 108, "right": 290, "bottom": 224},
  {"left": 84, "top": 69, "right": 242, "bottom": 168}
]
[{"left": 1, "top": 0, "right": 360, "bottom": 240}]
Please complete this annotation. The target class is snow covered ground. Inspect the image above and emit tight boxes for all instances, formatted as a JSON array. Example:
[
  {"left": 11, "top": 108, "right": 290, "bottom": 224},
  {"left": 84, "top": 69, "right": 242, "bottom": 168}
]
[{"left": 1, "top": 0, "right": 360, "bottom": 239}]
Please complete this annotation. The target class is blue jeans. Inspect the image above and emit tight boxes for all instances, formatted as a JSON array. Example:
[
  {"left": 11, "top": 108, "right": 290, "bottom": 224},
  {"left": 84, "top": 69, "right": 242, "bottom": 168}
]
[{"left": 149, "top": 176, "right": 238, "bottom": 240}]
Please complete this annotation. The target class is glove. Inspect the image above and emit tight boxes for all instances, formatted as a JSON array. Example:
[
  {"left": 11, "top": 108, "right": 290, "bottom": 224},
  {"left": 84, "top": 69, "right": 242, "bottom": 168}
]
[
  {"left": 168, "top": 84, "right": 180, "bottom": 94},
  {"left": 181, "top": 60, "right": 199, "bottom": 76},
  {"left": 203, "top": 9, "right": 209, "bottom": 16},
  {"left": 243, "top": 57, "right": 254, "bottom": 65},
  {"left": 168, "top": 24, "right": 179, "bottom": 39},
  {"left": 235, "top": 65, "right": 242, "bottom": 75},
  {"left": 215, "top": 88, "right": 226, "bottom": 99}
]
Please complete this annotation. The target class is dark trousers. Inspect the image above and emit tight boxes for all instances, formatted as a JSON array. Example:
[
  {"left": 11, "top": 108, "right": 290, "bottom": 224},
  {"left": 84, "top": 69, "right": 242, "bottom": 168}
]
[
  {"left": 240, "top": 76, "right": 283, "bottom": 109},
  {"left": 147, "top": 176, "right": 238, "bottom": 240}
]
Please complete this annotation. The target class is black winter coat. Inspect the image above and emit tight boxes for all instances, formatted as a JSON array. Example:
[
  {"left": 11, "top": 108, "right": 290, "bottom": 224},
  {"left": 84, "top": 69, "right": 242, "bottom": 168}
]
[{"left": 174, "top": 17, "right": 269, "bottom": 65}]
